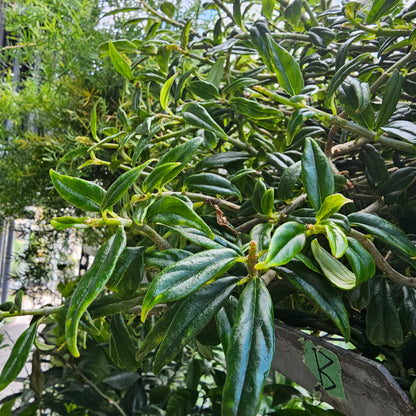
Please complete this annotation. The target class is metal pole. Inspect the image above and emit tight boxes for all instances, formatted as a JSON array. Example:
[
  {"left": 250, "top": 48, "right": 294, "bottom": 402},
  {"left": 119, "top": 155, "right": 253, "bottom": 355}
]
[{"left": 0, "top": 220, "right": 13, "bottom": 304}]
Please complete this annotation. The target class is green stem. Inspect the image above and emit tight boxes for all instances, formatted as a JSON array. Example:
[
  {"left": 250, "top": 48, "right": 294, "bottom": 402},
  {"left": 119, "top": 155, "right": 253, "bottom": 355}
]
[
  {"left": 134, "top": 224, "right": 171, "bottom": 249},
  {"left": 302, "top": 1, "right": 320, "bottom": 26},
  {"left": 0, "top": 305, "right": 64, "bottom": 320},
  {"left": 356, "top": 23, "right": 412, "bottom": 38},
  {"left": 213, "top": 0, "right": 237, "bottom": 26},
  {"left": 161, "top": 191, "right": 241, "bottom": 210}
]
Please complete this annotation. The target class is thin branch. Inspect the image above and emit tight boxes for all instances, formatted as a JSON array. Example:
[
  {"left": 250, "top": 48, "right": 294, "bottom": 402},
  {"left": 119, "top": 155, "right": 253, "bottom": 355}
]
[
  {"left": 212, "top": 0, "right": 236, "bottom": 25},
  {"left": 350, "top": 229, "right": 416, "bottom": 288},
  {"left": 134, "top": 224, "right": 172, "bottom": 250}
]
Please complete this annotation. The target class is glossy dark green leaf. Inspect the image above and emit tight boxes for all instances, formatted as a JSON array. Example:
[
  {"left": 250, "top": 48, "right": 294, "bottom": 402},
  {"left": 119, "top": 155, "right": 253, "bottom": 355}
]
[
  {"left": 278, "top": 262, "right": 351, "bottom": 340},
  {"left": 261, "top": 188, "right": 275, "bottom": 216},
  {"left": 166, "top": 389, "right": 198, "bottom": 416},
  {"left": 101, "top": 160, "right": 154, "bottom": 211},
  {"left": 252, "top": 178, "right": 267, "bottom": 214},
  {"left": 230, "top": 97, "right": 283, "bottom": 121},
  {"left": 206, "top": 57, "right": 225, "bottom": 87},
  {"left": 195, "top": 152, "right": 251, "bottom": 172},
  {"left": 284, "top": 0, "right": 302, "bottom": 26},
  {"left": 182, "top": 103, "right": 227, "bottom": 140},
  {"left": 132, "top": 195, "right": 156, "bottom": 226},
  {"left": 327, "top": 54, "right": 370, "bottom": 98},
  {"left": 344, "top": 237, "right": 375, "bottom": 285},
  {"left": 141, "top": 248, "right": 239, "bottom": 320},
  {"left": 301, "top": 138, "right": 334, "bottom": 211},
  {"left": 375, "top": 69, "right": 404, "bottom": 129},
  {"left": 158, "top": 137, "right": 203, "bottom": 166},
  {"left": 189, "top": 80, "right": 220, "bottom": 100},
  {"left": 66, "top": 226, "right": 126, "bottom": 356},
  {"left": 366, "top": 0, "right": 400, "bottom": 23},
  {"left": 256, "top": 222, "right": 306, "bottom": 270},
  {"left": 164, "top": 225, "right": 224, "bottom": 250},
  {"left": 277, "top": 161, "right": 301, "bottom": 201},
  {"left": 50, "top": 170, "right": 105, "bottom": 212},
  {"left": 136, "top": 303, "right": 180, "bottom": 363},
  {"left": 359, "top": 144, "right": 388, "bottom": 189},
  {"left": 233, "top": 0, "right": 243, "bottom": 28},
  {"left": 145, "top": 248, "right": 192, "bottom": 268},
  {"left": 216, "top": 296, "right": 238, "bottom": 356},
  {"left": 184, "top": 173, "right": 242, "bottom": 200},
  {"left": 366, "top": 277, "right": 403, "bottom": 347},
  {"left": 108, "top": 40, "right": 132, "bottom": 81},
  {"left": 0, "top": 322, "right": 37, "bottom": 392},
  {"left": 106, "top": 246, "right": 146, "bottom": 297},
  {"left": 222, "top": 278, "right": 274, "bottom": 416},
  {"left": 154, "top": 276, "right": 239, "bottom": 373},
  {"left": 142, "top": 162, "right": 181, "bottom": 192},
  {"left": 399, "top": 286, "right": 416, "bottom": 336},
  {"left": 348, "top": 212, "right": 416, "bottom": 257},
  {"left": 311, "top": 239, "right": 356, "bottom": 290},
  {"left": 381, "top": 120, "right": 416, "bottom": 144},
  {"left": 316, "top": 194, "right": 352, "bottom": 223},
  {"left": 147, "top": 195, "right": 214, "bottom": 239},
  {"left": 109, "top": 314, "right": 139, "bottom": 372}
]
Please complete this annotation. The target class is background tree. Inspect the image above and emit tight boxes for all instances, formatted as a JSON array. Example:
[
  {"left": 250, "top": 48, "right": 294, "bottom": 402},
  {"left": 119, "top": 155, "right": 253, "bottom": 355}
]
[{"left": 1, "top": 0, "right": 416, "bottom": 415}]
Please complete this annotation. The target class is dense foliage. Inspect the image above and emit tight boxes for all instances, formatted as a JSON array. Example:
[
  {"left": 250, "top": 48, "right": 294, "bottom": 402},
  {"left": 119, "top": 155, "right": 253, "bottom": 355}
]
[{"left": 1, "top": 0, "right": 416, "bottom": 414}]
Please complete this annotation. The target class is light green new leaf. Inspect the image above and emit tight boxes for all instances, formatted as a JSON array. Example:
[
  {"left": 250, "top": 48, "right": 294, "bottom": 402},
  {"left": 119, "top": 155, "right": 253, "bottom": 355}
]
[
  {"left": 66, "top": 226, "right": 126, "bottom": 356},
  {"left": 182, "top": 103, "right": 227, "bottom": 140},
  {"left": 256, "top": 221, "right": 306, "bottom": 269},
  {"left": 146, "top": 195, "right": 214, "bottom": 239},
  {"left": 316, "top": 193, "right": 352, "bottom": 223},
  {"left": 160, "top": 73, "right": 177, "bottom": 112},
  {"left": 262, "top": 0, "right": 275, "bottom": 19},
  {"left": 301, "top": 138, "right": 334, "bottom": 211},
  {"left": 141, "top": 248, "right": 239, "bottom": 321},
  {"left": 311, "top": 239, "right": 356, "bottom": 290},
  {"left": 154, "top": 276, "right": 239, "bottom": 373},
  {"left": 108, "top": 40, "right": 132, "bottom": 81},
  {"left": 366, "top": 0, "right": 400, "bottom": 24},
  {"left": 222, "top": 278, "right": 274, "bottom": 416},
  {"left": 0, "top": 322, "right": 38, "bottom": 392},
  {"left": 50, "top": 170, "right": 105, "bottom": 213},
  {"left": 323, "top": 221, "right": 348, "bottom": 258},
  {"left": 101, "top": 159, "right": 154, "bottom": 211}
]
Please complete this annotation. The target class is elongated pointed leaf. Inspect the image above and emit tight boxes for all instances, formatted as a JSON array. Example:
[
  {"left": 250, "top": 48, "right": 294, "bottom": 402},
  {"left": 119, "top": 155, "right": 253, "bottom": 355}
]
[
  {"left": 66, "top": 226, "right": 126, "bottom": 356},
  {"left": 278, "top": 262, "right": 350, "bottom": 340},
  {"left": 323, "top": 221, "right": 348, "bottom": 258},
  {"left": 160, "top": 73, "right": 177, "bottom": 112},
  {"left": 0, "top": 322, "right": 37, "bottom": 392},
  {"left": 345, "top": 237, "right": 375, "bottom": 285},
  {"left": 109, "top": 314, "right": 139, "bottom": 372},
  {"left": 141, "top": 248, "right": 239, "bottom": 321},
  {"left": 154, "top": 276, "right": 239, "bottom": 373},
  {"left": 375, "top": 69, "right": 404, "bottom": 129},
  {"left": 222, "top": 278, "right": 274, "bottom": 416},
  {"left": 262, "top": 0, "right": 275, "bottom": 19},
  {"left": 142, "top": 162, "right": 181, "bottom": 192},
  {"left": 146, "top": 196, "right": 214, "bottom": 239},
  {"left": 316, "top": 193, "right": 352, "bottom": 223},
  {"left": 101, "top": 160, "right": 154, "bottom": 211},
  {"left": 216, "top": 296, "right": 238, "bottom": 356},
  {"left": 182, "top": 103, "right": 227, "bottom": 140},
  {"left": 366, "top": 277, "right": 403, "bottom": 347},
  {"left": 301, "top": 138, "right": 334, "bottom": 211},
  {"left": 184, "top": 173, "right": 241, "bottom": 200},
  {"left": 256, "top": 222, "right": 306, "bottom": 270},
  {"left": 277, "top": 161, "right": 302, "bottom": 201},
  {"left": 50, "top": 170, "right": 105, "bottom": 212},
  {"left": 366, "top": 0, "right": 400, "bottom": 23},
  {"left": 348, "top": 212, "right": 416, "bottom": 257},
  {"left": 327, "top": 54, "right": 370, "bottom": 98},
  {"left": 311, "top": 239, "right": 356, "bottom": 290},
  {"left": 108, "top": 40, "right": 132, "bottom": 81}
]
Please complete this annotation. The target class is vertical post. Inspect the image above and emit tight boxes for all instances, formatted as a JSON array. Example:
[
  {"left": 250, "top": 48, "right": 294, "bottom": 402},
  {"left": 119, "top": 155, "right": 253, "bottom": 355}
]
[{"left": 0, "top": 220, "right": 14, "bottom": 304}]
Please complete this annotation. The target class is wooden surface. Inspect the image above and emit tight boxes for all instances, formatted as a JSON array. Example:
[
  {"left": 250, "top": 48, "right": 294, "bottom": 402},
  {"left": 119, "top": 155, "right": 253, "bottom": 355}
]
[{"left": 272, "top": 322, "right": 416, "bottom": 416}]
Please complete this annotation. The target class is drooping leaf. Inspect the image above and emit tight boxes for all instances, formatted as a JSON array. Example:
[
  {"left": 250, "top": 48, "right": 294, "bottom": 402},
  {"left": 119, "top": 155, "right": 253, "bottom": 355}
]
[
  {"left": 0, "top": 322, "right": 38, "bottom": 392},
  {"left": 66, "top": 227, "right": 126, "bottom": 356},
  {"left": 222, "top": 278, "right": 274, "bottom": 416},
  {"left": 344, "top": 237, "right": 375, "bottom": 285},
  {"left": 154, "top": 276, "right": 239, "bottom": 373},
  {"left": 323, "top": 221, "right": 348, "bottom": 258},
  {"left": 184, "top": 173, "right": 242, "bottom": 200},
  {"left": 108, "top": 40, "right": 132, "bottom": 81},
  {"left": 278, "top": 262, "right": 350, "bottom": 340},
  {"left": 311, "top": 239, "right": 356, "bottom": 290},
  {"left": 141, "top": 248, "right": 239, "bottom": 321}
]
